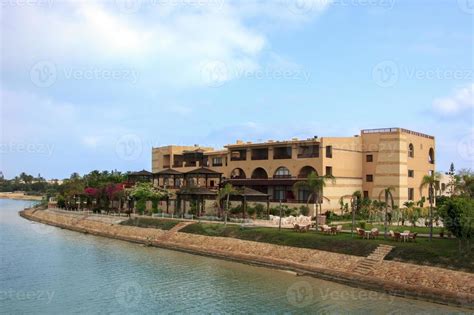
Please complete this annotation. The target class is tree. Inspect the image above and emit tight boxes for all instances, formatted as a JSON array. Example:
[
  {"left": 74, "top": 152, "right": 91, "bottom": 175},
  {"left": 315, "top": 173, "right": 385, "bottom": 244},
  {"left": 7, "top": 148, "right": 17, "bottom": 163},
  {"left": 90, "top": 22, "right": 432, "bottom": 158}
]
[
  {"left": 129, "top": 182, "right": 168, "bottom": 215},
  {"left": 378, "top": 187, "right": 395, "bottom": 239},
  {"left": 420, "top": 172, "right": 441, "bottom": 241},
  {"left": 439, "top": 197, "right": 473, "bottom": 254},
  {"left": 217, "top": 183, "right": 236, "bottom": 226},
  {"left": 293, "top": 172, "right": 334, "bottom": 231}
]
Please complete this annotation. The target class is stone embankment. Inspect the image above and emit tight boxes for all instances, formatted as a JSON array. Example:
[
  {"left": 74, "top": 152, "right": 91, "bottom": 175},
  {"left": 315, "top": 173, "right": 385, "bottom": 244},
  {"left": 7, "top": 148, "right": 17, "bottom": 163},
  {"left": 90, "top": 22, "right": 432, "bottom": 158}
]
[{"left": 20, "top": 208, "right": 474, "bottom": 309}]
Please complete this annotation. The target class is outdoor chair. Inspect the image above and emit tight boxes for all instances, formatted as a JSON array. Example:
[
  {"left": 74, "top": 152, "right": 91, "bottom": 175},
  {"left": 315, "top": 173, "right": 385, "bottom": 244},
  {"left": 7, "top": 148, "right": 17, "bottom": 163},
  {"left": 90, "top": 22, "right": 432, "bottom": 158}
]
[
  {"left": 394, "top": 231, "right": 401, "bottom": 241},
  {"left": 336, "top": 225, "right": 342, "bottom": 234},
  {"left": 293, "top": 224, "right": 300, "bottom": 232},
  {"left": 369, "top": 228, "right": 379, "bottom": 239},
  {"left": 408, "top": 232, "right": 418, "bottom": 242},
  {"left": 356, "top": 228, "right": 365, "bottom": 238}
]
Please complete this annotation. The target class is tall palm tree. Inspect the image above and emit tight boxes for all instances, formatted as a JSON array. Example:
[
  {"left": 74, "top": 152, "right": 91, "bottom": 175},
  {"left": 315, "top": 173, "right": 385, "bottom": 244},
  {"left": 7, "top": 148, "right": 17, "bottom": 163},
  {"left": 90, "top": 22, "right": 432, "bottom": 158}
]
[
  {"left": 217, "top": 183, "right": 236, "bottom": 226},
  {"left": 340, "top": 191, "right": 361, "bottom": 237},
  {"left": 378, "top": 187, "right": 395, "bottom": 239},
  {"left": 293, "top": 172, "right": 334, "bottom": 231},
  {"left": 420, "top": 172, "right": 441, "bottom": 241}
]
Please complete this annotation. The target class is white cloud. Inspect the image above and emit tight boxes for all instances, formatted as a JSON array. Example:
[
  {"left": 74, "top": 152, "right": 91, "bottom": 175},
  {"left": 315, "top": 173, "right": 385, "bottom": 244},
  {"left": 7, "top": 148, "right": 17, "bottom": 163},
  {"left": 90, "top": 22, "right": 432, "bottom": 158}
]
[
  {"left": 1, "top": 1, "right": 330, "bottom": 87},
  {"left": 432, "top": 84, "right": 474, "bottom": 115}
]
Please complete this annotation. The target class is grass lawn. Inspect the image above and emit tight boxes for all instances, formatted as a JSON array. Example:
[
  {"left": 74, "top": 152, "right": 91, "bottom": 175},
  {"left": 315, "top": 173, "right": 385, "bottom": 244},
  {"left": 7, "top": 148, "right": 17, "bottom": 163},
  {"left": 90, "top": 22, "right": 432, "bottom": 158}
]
[
  {"left": 120, "top": 217, "right": 180, "bottom": 230},
  {"left": 339, "top": 223, "right": 444, "bottom": 235},
  {"left": 181, "top": 223, "right": 473, "bottom": 272}
]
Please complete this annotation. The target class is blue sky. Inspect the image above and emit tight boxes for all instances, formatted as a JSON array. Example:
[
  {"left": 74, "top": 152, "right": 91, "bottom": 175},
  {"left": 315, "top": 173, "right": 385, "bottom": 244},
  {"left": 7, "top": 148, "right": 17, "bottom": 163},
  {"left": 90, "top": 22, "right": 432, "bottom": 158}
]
[{"left": 1, "top": 0, "right": 473, "bottom": 179}]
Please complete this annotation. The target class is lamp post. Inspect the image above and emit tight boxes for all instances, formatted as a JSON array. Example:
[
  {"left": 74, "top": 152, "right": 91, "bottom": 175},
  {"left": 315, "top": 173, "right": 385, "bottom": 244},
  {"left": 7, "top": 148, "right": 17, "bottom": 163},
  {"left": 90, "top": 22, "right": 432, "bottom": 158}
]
[
  {"left": 278, "top": 199, "right": 282, "bottom": 231},
  {"left": 351, "top": 196, "right": 357, "bottom": 238}
]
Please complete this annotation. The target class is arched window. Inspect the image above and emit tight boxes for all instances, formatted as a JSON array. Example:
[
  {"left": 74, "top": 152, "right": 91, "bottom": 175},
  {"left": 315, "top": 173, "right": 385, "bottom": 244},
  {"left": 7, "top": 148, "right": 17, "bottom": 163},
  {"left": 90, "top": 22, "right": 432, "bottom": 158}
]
[
  {"left": 230, "top": 168, "right": 246, "bottom": 179},
  {"left": 251, "top": 167, "right": 268, "bottom": 179},
  {"left": 428, "top": 148, "right": 435, "bottom": 164},
  {"left": 274, "top": 167, "right": 291, "bottom": 178},
  {"left": 298, "top": 166, "right": 318, "bottom": 178},
  {"left": 408, "top": 143, "right": 414, "bottom": 158}
]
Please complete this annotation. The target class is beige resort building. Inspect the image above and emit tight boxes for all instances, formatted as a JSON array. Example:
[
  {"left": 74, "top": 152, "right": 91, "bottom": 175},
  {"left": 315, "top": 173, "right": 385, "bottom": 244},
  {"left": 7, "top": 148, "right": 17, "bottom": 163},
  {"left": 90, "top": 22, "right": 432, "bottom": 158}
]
[{"left": 151, "top": 128, "right": 436, "bottom": 212}]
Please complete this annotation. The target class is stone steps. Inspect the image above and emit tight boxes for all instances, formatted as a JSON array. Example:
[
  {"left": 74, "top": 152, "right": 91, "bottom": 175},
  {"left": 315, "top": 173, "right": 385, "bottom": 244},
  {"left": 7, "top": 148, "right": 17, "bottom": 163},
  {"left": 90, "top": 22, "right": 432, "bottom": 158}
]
[
  {"left": 353, "top": 244, "right": 394, "bottom": 276},
  {"left": 160, "top": 222, "right": 195, "bottom": 241}
]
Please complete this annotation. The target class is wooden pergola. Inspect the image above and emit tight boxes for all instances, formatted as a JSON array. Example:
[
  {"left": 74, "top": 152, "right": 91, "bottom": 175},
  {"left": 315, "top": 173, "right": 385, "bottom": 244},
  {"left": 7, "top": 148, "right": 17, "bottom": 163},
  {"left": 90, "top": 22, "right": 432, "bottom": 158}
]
[
  {"left": 153, "top": 168, "right": 184, "bottom": 188},
  {"left": 127, "top": 170, "right": 153, "bottom": 184},
  {"left": 184, "top": 167, "right": 223, "bottom": 188},
  {"left": 176, "top": 186, "right": 217, "bottom": 217},
  {"left": 229, "top": 186, "right": 271, "bottom": 219}
]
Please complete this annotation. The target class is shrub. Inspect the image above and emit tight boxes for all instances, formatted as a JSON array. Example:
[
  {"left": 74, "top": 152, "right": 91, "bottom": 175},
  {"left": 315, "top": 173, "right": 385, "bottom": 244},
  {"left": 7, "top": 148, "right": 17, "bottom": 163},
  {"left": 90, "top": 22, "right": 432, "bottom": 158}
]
[
  {"left": 254, "top": 203, "right": 265, "bottom": 218},
  {"left": 299, "top": 205, "right": 309, "bottom": 216},
  {"left": 358, "top": 221, "right": 366, "bottom": 229}
]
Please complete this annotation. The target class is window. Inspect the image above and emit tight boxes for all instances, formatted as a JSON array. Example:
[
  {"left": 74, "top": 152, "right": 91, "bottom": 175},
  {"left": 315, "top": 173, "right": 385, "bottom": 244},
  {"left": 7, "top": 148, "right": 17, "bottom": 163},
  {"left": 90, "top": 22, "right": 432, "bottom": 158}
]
[
  {"left": 428, "top": 148, "right": 435, "bottom": 164},
  {"left": 408, "top": 143, "right": 414, "bottom": 158},
  {"left": 326, "top": 146, "right": 333, "bottom": 158},
  {"left": 325, "top": 166, "right": 333, "bottom": 176},
  {"left": 251, "top": 148, "right": 268, "bottom": 160},
  {"left": 273, "top": 147, "right": 292, "bottom": 159},
  {"left": 441, "top": 183, "right": 446, "bottom": 191},
  {"left": 274, "top": 167, "right": 291, "bottom": 178},
  {"left": 366, "top": 154, "right": 373, "bottom": 162},
  {"left": 366, "top": 174, "right": 373, "bottom": 182},
  {"left": 298, "top": 188, "right": 311, "bottom": 203},
  {"left": 210, "top": 180, "right": 215, "bottom": 187},
  {"left": 408, "top": 188, "right": 414, "bottom": 201},
  {"left": 273, "top": 186, "right": 287, "bottom": 201},
  {"left": 212, "top": 157, "right": 222, "bottom": 166},
  {"left": 363, "top": 191, "right": 369, "bottom": 199},
  {"left": 408, "top": 170, "right": 414, "bottom": 178}
]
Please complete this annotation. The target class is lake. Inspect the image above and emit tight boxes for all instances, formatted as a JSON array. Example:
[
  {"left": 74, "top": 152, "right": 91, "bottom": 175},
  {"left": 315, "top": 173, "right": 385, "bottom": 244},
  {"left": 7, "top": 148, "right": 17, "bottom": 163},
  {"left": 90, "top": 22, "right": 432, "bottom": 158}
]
[{"left": 0, "top": 199, "right": 468, "bottom": 314}]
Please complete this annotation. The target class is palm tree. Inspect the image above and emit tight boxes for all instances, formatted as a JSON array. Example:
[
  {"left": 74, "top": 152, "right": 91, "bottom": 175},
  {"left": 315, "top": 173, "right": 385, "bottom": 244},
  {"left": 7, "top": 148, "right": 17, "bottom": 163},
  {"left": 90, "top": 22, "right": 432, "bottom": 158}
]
[
  {"left": 293, "top": 172, "right": 334, "bottom": 231},
  {"left": 378, "top": 187, "right": 395, "bottom": 239},
  {"left": 420, "top": 172, "right": 441, "bottom": 241},
  {"left": 218, "top": 183, "right": 236, "bottom": 226},
  {"left": 340, "top": 191, "right": 361, "bottom": 237}
]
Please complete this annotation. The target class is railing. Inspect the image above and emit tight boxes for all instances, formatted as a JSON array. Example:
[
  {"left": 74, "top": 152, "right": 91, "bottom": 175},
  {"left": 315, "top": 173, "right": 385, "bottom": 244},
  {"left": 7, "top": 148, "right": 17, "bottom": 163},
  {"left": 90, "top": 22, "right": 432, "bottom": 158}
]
[
  {"left": 273, "top": 175, "right": 292, "bottom": 179},
  {"left": 251, "top": 156, "right": 268, "bottom": 160},
  {"left": 273, "top": 155, "right": 292, "bottom": 160},
  {"left": 212, "top": 163, "right": 223, "bottom": 167},
  {"left": 173, "top": 163, "right": 183, "bottom": 168},
  {"left": 230, "top": 157, "right": 246, "bottom": 161},
  {"left": 297, "top": 153, "right": 319, "bottom": 158}
]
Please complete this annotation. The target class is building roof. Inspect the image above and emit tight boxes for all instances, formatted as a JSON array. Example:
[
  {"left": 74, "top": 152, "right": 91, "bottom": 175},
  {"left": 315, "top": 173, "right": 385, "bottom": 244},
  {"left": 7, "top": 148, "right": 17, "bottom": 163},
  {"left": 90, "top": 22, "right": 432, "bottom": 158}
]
[
  {"left": 186, "top": 167, "right": 222, "bottom": 175},
  {"left": 154, "top": 168, "right": 183, "bottom": 175},
  {"left": 235, "top": 186, "right": 269, "bottom": 197},
  {"left": 129, "top": 170, "right": 153, "bottom": 176},
  {"left": 176, "top": 186, "right": 217, "bottom": 196}
]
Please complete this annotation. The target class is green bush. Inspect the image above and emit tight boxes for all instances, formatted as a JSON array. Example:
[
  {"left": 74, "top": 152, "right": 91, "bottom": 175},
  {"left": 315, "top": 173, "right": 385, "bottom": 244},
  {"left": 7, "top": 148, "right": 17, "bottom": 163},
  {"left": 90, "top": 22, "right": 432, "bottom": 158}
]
[
  {"left": 254, "top": 203, "right": 265, "bottom": 218},
  {"left": 358, "top": 221, "right": 366, "bottom": 229},
  {"left": 299, "top": 205, "right": 309, "bottom": 216}
]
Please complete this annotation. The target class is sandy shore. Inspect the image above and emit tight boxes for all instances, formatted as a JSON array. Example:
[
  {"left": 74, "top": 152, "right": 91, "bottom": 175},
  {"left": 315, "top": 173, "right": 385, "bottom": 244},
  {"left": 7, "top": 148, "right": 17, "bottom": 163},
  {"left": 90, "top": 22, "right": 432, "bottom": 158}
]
[
  {"left": 0, "top": 192, "right": 43, "bottom": 201},
  {"left": 19, "top": 208, "right": 474, "bottom": 309}
]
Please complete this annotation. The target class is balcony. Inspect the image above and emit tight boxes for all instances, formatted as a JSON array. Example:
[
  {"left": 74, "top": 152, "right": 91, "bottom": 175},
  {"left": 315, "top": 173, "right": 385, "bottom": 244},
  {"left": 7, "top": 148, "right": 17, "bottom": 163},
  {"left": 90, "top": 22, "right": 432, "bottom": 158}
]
[
  {"left": 251, "top": 148, "right": 268, "bottom": 160},
  {"left": 273, "top": 147, "right": 292, "bottom": 159},
  {"left": 297, "top": 153, "right": 319, "bottom": 158},
  {"left": 173, "top": 162, "right": 183, "bottom": 168}
]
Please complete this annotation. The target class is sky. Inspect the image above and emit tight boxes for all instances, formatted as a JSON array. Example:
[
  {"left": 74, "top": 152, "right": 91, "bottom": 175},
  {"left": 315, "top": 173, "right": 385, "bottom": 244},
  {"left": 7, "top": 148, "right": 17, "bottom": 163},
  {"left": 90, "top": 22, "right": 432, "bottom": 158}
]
[{"left": 0, "top": 0, "right": 473, "bottom": 179}]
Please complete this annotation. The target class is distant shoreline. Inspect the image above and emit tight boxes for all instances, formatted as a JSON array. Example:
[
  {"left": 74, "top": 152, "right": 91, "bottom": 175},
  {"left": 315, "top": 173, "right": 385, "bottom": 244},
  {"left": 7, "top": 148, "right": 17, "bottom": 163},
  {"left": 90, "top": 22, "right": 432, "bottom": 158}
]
[{"left": 0, "top": 192, "right": 43, "bottom": 201}]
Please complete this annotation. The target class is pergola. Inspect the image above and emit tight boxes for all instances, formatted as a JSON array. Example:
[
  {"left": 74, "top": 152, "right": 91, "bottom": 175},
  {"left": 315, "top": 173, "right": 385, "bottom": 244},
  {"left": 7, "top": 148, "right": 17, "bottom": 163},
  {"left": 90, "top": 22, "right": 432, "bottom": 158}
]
[
  {"left": 176, "top": 186, "right": 217, "bottom": 217},
  {"left": 127, "top": 170, "right": 153, "bottom": 183},
  {"left": 229, "top": 186, "right": 271, "bottom": 219},
  {"left": 153, "top": 168, "right": 184, "bottom": 188},
  {"left": 184, "top": 167, "right": 223, "bottom": 188}
]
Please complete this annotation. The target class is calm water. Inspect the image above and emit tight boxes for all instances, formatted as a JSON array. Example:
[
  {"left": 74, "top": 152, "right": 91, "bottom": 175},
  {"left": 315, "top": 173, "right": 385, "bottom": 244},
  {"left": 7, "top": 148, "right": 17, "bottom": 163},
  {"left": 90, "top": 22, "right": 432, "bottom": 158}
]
[{"left": 0, "top": 199, "right": 469, "bottom": 314}]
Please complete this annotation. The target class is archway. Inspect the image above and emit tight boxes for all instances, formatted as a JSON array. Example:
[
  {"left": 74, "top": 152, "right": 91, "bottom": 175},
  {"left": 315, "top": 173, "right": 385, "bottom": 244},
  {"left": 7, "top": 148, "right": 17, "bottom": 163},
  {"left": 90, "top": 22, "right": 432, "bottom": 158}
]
[
  {"left": 251, "top": 167, "right": 268, "bottom": 179},
  {"left": 298, "top": 166, "right": 318, "bottom": 178},
  {"left": 230, "top": 168, "right": 246, "bottom": 179}
]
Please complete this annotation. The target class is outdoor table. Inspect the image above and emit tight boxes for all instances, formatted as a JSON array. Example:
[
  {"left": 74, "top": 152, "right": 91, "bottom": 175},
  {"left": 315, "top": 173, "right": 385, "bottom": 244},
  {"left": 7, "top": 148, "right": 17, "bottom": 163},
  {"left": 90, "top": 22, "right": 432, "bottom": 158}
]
[
  {"left": 364, "top": 230, "right": 371, "bottom": 239},
  {"left": 400, "top": 232, "right": 409, "bottom": 242}
]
